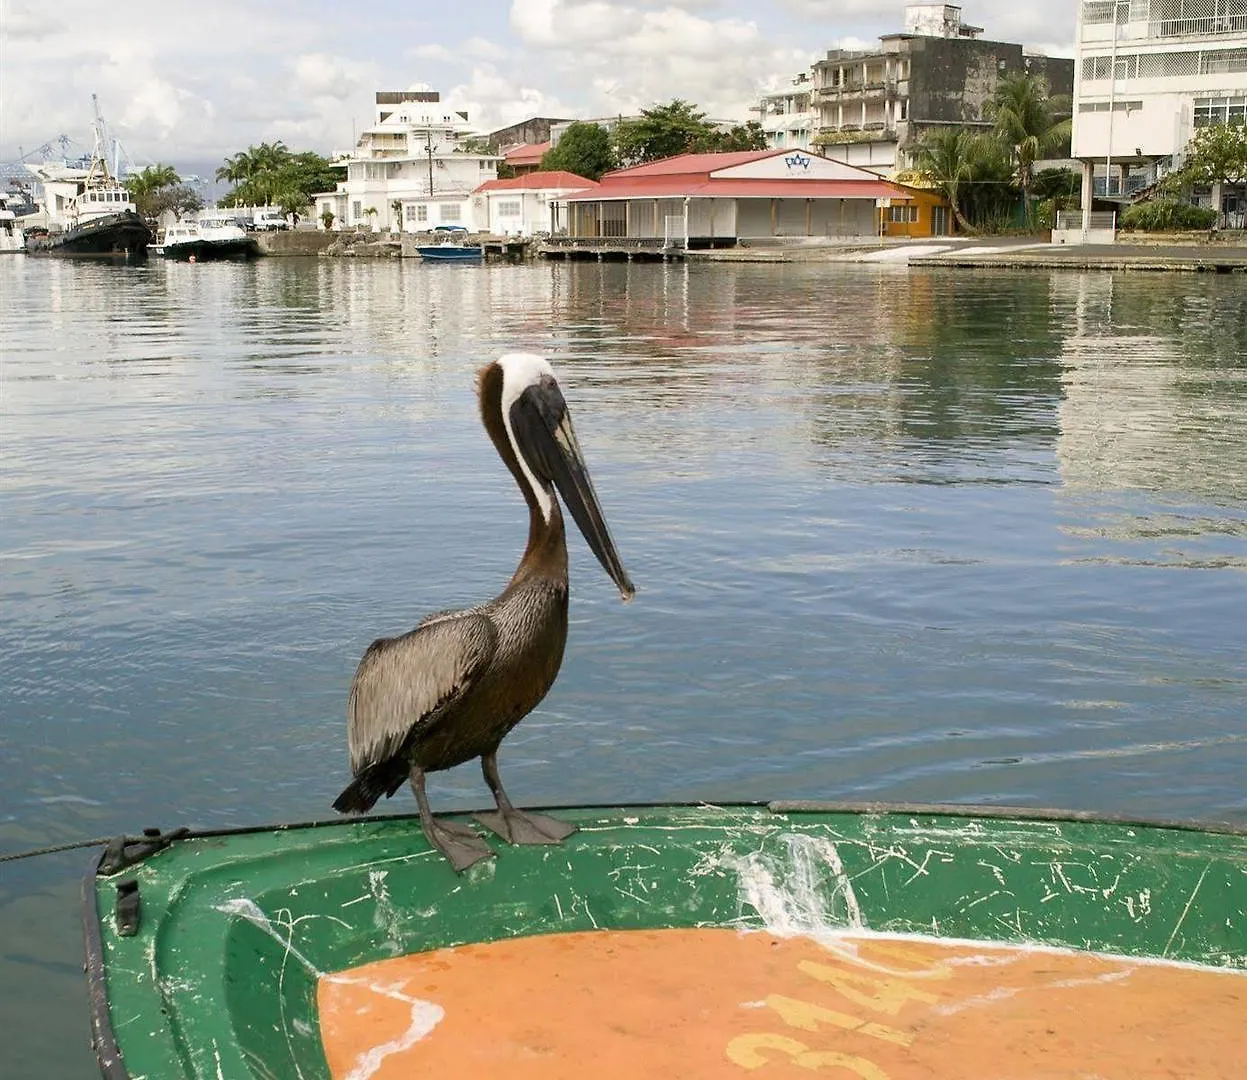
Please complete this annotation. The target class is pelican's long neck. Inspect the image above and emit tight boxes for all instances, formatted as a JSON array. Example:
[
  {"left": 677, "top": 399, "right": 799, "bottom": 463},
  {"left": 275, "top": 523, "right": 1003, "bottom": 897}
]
[{"left": 478, "top": 364, "right": 569, "bottom": 590}]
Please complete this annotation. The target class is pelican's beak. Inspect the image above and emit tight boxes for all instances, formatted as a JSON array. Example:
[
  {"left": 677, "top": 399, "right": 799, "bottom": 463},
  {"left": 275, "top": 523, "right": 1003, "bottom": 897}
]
[{"left": 513, "top": 375, "right": 635, "bottom": 601}]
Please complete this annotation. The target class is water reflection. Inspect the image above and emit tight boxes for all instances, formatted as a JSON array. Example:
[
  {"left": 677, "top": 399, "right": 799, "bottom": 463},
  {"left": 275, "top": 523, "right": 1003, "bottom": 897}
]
[{"left": 2, "top": 256, "right": 1245, "bottom": 1075}]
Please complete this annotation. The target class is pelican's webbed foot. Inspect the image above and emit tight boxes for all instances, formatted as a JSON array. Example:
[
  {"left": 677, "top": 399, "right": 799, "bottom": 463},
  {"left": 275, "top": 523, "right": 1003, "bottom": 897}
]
[
  {"left": 410, "top": 766, "right": 495, "bottom": 873},
  {"left": 424, "top": 816, "right": 495, "bottom": 872},
  {"left": 474, "top": 750, "right": 577, "bottom": 847},
  {"left": 473, "top": 807, "right": 576, "bottom": 845}
]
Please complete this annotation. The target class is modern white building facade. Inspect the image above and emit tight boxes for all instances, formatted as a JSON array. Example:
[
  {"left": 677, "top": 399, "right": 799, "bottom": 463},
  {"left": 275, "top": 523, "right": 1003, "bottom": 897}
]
[
  {"left": 473, "top": 171, "right": 598, "bottom": 236},
  {"left": 1072, "top": 0, "right": 1247, "bottom": 203},
  {"left": 314, "top": 90, "right": 500, "bottom": 232}
]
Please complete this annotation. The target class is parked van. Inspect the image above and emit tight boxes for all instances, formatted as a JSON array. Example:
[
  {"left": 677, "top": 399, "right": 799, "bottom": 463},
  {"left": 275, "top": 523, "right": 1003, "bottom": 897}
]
[{"left": 252, "top": 210, "right": 289, "bottom": 231}]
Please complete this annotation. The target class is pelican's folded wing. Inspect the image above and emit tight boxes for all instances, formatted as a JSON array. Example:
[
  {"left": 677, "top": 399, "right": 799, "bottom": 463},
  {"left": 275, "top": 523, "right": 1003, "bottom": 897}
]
[{"left": 346, "top": 611, "right": 498, "bottom": 774}]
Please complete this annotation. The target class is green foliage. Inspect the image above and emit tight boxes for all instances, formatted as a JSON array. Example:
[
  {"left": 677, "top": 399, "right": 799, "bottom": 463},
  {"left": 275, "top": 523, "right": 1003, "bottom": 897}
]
[
  {"left": 1120, "top": 200, "right": 1218, "bottom": 231},
  {"left": 1031, "top": 167, "right": 1081, "bottom": 202},
  {"left": 613, "top": 100, "right": 711, "bottom": 165},
  {"left": 611, "top": 100, "right": 765, "bottom": 166},
  {"left": 1175, "top": 123, "right": 1247, "bottom": 188},
  {"left": 320, "top": 207, "right": 335, "bottom": 230},
  {"left": 540, "top": 122, "right": 617, "bottom": 180},
  {"left": 216, "top": 143, "right": 341, "bottom": 215},
  {"left": 913, "top": 129, "right": 1016, "bottom": 234},
  {"left": 987, "top": 72, "right": 1072, "bottom": 223},
  {"left": 496, "top": 161, "right": 518, "bottom": 180},
  {"left": 124, "top": 164, "right": 203, "bottom": 221}
]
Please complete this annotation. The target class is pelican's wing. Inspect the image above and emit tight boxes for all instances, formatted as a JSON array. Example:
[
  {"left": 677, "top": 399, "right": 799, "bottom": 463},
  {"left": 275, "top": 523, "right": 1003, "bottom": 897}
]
[{"left": 346, "top": 610, "right": 497, "bottom": 774}]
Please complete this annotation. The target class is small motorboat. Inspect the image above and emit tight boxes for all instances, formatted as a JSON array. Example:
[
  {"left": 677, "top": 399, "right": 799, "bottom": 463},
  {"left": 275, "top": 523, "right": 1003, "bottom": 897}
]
[
  {"left": 158, "top": 212, "right": 260, "bottom": 261},
  {"left": 83, "top": 801, "right": 1246, "bottom": 1078},
  {"left": 415, "top": 239, "right": 483, "bottom": 261}
]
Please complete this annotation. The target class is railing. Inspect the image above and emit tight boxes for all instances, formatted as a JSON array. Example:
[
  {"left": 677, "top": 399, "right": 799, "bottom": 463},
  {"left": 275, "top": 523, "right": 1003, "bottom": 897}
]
[{"left": 1056, "top": 210, "right": 1118, "bottom": 231}]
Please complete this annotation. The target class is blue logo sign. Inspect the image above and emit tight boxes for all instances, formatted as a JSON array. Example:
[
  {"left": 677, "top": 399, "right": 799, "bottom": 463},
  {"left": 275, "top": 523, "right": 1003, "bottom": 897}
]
[{"left": 784, "top": 152, "right": 811, "bottom": 171}]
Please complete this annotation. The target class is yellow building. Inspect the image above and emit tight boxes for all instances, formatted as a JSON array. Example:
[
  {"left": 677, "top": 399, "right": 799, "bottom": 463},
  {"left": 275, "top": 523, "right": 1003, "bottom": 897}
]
[{"left": 878, "top": 181, "right": 953, "bottom": 238}]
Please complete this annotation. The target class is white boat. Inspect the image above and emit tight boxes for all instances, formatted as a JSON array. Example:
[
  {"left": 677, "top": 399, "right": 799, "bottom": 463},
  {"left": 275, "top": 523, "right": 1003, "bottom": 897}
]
[
  {"left": 0, "top": 193, "right": 25, "bottom": 253},
  {"left": 157, "top": 212, "right": 260, "bottom": 261}
]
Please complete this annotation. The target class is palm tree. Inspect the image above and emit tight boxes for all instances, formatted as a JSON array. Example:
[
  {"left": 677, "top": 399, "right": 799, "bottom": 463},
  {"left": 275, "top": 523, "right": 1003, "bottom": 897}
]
[
  {"left": 989, "top": 73, "right": 1072, "bottom": 225},
  {"left": 913, "top": 129, "right": 983, "bottom": 234}
]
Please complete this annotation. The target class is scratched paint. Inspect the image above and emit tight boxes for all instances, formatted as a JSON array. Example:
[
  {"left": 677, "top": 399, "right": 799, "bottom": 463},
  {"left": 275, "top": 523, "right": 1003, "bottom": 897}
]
[
  {"left": 92, "top": 805, "right": 1247, "bottom": 1078},
  {"left": 316, "top": 928, "right": 1245, "bottom": 1079}
]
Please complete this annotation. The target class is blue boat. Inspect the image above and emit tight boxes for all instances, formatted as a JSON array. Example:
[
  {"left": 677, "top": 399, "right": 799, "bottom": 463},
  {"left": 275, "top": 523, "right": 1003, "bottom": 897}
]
[{"left": 416, "top": 241, "right": 483, "bottom": 261}]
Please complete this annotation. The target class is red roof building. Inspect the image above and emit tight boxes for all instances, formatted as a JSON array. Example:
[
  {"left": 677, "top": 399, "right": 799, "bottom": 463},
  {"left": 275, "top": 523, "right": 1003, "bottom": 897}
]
[
  {"left": 557, "top": 148, "right": 922, "bottom": 248},
  {"left": 502, "top": 142, "right": 550, "bottom": 176}
]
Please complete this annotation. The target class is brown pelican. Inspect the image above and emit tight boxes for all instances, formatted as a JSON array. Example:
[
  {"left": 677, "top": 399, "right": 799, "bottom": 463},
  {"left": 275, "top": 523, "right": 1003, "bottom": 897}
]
[{"left": 332, "top": 354, "right": 634, "bottom": 871}]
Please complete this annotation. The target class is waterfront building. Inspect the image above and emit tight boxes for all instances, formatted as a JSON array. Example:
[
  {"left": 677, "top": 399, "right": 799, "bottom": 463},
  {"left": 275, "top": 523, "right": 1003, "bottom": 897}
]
[
  {"left": 501, "top": 143, "right": 549, "bottom": 177},
  {"left": 811, "top": 4, "right": 1074, "bottom": 172},
  {"left": 472, "top": 170, "right": 598, "bottom": 236},
  {"left": 752, "top": 74, "right": 817, "bottom": 151},
  {"left": 313, "top": 90, "right": 499, "bottom": 233},
  {"left": 1071, "top": 0, "right": 1247, "bottom": 217},
  {"left": 554, "top": 148, "right": 918, "bottom": 250}
]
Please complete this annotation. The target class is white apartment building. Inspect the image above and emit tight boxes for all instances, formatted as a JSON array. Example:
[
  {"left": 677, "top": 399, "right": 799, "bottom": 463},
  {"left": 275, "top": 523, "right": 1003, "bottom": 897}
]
[
  {"left": 752, "top": 75, "right": 817, "bottom": 151},
  {"left": 314, "top": 90, "right": 500, "bottom": 232},
  {"left": 1072, "top": 0, "right": 1247, "bottom": 206}
]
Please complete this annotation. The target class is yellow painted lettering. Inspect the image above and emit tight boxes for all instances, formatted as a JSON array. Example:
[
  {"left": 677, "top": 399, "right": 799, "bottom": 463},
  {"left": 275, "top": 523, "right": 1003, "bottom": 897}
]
[
  {"left": 726, "top": 1034, "right": 892, "bottom": 1078},
  {"left": 766, "top": 995, "right": 913, "bottom": 1047},
  {"left": 798, "top": 960, "right": 939, "bottom": 1015}
]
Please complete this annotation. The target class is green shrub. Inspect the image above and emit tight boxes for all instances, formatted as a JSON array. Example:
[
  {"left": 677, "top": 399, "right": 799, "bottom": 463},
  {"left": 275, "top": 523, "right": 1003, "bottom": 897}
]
[{"left": 1120, "top": 200, "right": 1217, "bottom": 231}]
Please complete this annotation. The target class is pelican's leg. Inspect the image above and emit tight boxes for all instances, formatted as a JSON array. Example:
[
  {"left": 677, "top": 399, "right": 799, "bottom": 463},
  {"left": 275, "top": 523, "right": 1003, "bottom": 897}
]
[
  {"left": 410, "top": 766, "right": 494, "bottom": 873},
  {"left": 473, "top": 751, "right": 577, "bottom": 845}
]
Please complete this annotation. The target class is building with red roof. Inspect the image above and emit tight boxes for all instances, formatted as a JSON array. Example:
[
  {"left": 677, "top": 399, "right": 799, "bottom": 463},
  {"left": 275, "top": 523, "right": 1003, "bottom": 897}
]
[
  {"left": 472, "top": 170, "right": 598, "bottom": 237},
  {"left": 553, "top": 148, "right": 940, "bottom": 251},
  {"left": 502, "top": 142, "right": 550, "bottom": 177}
]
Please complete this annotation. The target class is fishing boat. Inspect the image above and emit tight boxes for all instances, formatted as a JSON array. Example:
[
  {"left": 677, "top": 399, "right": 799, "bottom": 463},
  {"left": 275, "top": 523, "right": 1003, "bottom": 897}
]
[
  {"left": 415, "top": 240, "right": 483, "bottom": 261},
  {"left": 83, "top": 801, "right": 1245, "bottom": 1079},
  {"left": 157, "top": 212, "right": 260, "bottom": 261},
  {"left": 24, "top": 99, "right": 153, "bottom": 260}
]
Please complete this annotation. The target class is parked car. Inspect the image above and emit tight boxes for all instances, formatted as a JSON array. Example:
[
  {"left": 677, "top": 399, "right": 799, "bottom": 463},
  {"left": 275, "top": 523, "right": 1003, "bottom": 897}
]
[{"left": 252, "top": 210, "right": 289, "bottom": 232}]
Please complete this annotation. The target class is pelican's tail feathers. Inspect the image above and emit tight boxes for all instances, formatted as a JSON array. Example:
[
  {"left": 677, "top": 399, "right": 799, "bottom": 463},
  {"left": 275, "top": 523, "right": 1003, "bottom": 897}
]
[{"left": 332, "top": 758, "right": 407, "bottom": 815}]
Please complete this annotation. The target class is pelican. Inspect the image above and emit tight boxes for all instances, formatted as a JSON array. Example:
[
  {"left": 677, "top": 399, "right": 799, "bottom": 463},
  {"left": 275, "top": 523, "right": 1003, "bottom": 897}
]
[{"left": 332, "top": 354, "right": 634, "bottom": 871}]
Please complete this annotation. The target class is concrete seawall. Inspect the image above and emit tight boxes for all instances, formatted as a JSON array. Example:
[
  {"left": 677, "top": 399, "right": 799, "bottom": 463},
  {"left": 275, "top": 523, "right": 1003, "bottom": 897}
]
[{"left": 254, "top": 231, "right": 335, "bottom": 256}]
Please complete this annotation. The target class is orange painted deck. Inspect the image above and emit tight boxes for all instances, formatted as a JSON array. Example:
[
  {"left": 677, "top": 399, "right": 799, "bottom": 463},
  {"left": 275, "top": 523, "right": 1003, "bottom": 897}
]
[{"left": 319, "top": 929, "right": 1243, "bottom": 1079}]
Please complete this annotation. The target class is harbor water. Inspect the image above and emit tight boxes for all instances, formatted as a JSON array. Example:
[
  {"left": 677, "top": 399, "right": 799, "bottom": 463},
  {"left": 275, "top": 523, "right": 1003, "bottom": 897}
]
[{"left": 1, "top": 255, "right": 1245, "bottom": 1073}]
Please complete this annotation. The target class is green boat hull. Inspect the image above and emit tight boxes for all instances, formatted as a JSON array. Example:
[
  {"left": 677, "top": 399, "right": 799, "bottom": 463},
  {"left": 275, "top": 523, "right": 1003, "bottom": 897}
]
[{"left": 84, "top": 802, "right": 1247, "bottom": 1078}]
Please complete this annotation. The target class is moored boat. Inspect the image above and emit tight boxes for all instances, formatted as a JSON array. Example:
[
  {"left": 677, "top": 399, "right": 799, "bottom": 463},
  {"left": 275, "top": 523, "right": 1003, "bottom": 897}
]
[
  {"left": 23, "top": 99, "right": 153, "bottom": 260},
  {"left": 83, "top": 801, "right": 1246, "bottom": 1079},
  {"left": 0, "top": 192, "right": 24, "bottom": 253},
  {"left": 416, "top": 239, "right": 483, "bottom": 261},
  {"left": 158, "top": 212, "right": 260, "bottom": 261}
]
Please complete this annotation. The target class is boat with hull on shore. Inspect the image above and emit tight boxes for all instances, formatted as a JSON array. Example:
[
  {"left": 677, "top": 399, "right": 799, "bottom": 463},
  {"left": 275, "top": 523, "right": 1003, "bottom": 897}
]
[
  {"left": 0, "top": 193, "right": 25, "bottom": 253},
  {"left": 83, "top": 800, "right": 1245, "bottom": 1079}
]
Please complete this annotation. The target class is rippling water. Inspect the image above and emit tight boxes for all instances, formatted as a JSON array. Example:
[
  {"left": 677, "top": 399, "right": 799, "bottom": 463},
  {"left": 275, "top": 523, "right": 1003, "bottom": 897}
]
[{"left": 2, "top": 256, "right": 1245, "bottom": 1072}]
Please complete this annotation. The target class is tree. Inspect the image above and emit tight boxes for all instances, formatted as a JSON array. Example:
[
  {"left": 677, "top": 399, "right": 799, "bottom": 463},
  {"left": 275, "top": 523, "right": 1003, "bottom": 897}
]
[
  {"left": 987, "top": 73, "right": 1072, "bottom": 225},
  {"left": 216, "top": 145, "right": 339, "bottom": 214},
  {"left": 124, "top": 164, "right": 202, "bottom": 221},
  {"left": 1175, "top": 123, "right": 1247, "bottom": 188},
  {"left": 540, "top": 122, "right": 617, "bottom": 180},
  {"left": 321, "top": 207, "right": 336, "bottom": 231},
  {"left": 613, "top": 100, "right": 717, "bottom": 166},
  {"left": 706, "top": 121, "right": 768, "bottom": 153},
  {"left": 913, "top": 129, "right": 984, "bottom": 234}
]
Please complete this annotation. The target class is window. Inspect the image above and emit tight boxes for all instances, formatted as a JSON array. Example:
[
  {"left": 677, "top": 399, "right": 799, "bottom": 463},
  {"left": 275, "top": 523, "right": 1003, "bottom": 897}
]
[
  {"left": 404, "top": 204, "right": 418, "bottom": 221},
  {"left": 1195, "top": 96, "right": 1247, "bottom": 126},
  {"left": 440, "top": 203, "right": 461, "bottom": 222},
  {"left": 496, "top": 200, "right": 522, "bottom": 217},
  {"left": 889, "top": 205, "right": 919, "bottom": 223},
  {"left": 352, "top": 200, "right": 362, "bottom": 221},
  {"left": 417, "top": 204, "right": 428, "bottom": 222}
]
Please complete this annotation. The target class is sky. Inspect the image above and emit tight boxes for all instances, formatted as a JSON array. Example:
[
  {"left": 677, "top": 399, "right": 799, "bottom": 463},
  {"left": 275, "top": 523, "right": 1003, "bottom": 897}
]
[{"left": 0, "top": 0, "right": 1077, "bottom": 174}]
